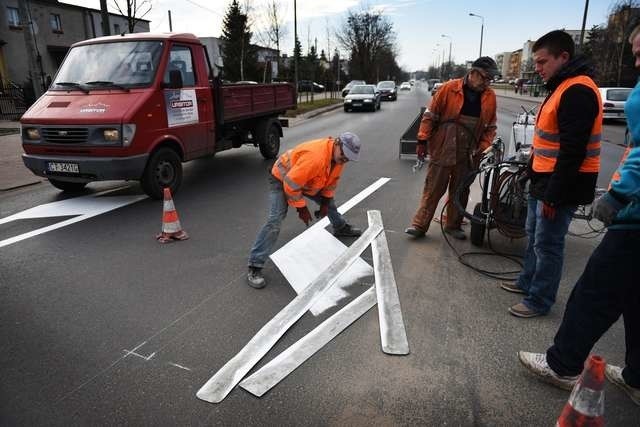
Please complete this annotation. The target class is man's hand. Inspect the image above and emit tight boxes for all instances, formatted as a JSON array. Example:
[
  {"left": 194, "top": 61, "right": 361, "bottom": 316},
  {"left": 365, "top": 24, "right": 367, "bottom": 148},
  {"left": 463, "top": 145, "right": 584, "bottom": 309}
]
[
  {"left": 542, "top": 202, "right": 556, "bottom": 220},
  {"left": 297, "top": 206, "right": 312, "bottom": 226},
  {"left": 318, "top": 197, "right": 331, "bottom": 218},
  {"left": 592, "top": 192, "right": 625, "bottom": 226},
  {"left": 416, "top": 140, "right": 427, "bottom": 160}
]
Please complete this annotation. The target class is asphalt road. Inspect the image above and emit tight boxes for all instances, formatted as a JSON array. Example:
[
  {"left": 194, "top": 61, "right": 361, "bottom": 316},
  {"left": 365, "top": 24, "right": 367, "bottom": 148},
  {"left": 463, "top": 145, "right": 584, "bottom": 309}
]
[{"left": 1, "top": 83, "right": 637, "bottom": 425}]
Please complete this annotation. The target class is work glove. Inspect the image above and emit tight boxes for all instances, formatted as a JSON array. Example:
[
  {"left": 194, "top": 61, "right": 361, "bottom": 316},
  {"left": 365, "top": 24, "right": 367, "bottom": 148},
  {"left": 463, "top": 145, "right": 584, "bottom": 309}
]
[
  {"left": 416, "top": 140, "right": 427, "bottom": 161},
  {"left": 592, "top": 192, "right": 625, "bottom": 226},
  {"left": 296, "top": 206, "right": 312, "bottom": 226},
  {"left": 318, "top": 197, "right": 331, "bottom": 218},
  {"left": 542, "top": 202, "right": 556, "bottom": 221}
]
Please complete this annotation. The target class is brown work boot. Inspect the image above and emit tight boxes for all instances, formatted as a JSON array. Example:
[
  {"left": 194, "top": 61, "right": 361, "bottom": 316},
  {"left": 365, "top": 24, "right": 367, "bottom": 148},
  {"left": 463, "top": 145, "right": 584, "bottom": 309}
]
[
  {"left": 444, "top": 227, "right": 466, "bottom": 240},
  {"left": 509, "top": 302, "right": 544, "bottom": 318},
  {"left": 500, "top": 281, "right": 526, "bottom": 294}
]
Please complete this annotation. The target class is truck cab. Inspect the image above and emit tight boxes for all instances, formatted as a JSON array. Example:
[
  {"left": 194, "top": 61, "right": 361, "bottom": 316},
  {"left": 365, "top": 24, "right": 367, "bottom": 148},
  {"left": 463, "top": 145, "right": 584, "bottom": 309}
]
[{"left": 20, "top": 33, "right": 295, "bottom": 198}]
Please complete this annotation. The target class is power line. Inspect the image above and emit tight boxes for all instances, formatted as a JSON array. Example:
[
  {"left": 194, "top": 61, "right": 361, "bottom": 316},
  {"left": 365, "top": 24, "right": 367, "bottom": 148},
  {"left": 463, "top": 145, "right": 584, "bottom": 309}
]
[{"left": 183, "top": 0, "right": 224, "bottom": 18}]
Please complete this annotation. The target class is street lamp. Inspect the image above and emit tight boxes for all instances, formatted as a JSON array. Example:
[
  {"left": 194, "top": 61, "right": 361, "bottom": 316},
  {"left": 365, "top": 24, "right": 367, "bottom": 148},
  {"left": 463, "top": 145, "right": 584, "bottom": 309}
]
[
  {"left": 441, "top": 34, "right": 452, "bottom": 79},
  {"left": 469, "top": 13, "right": 484, "bottom": 57}
]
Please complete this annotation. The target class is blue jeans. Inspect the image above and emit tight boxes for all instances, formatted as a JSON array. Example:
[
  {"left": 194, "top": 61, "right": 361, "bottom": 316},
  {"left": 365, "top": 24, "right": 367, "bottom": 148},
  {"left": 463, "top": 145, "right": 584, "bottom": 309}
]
[
  {"left": 516, "top": 196, "right": 576, "bottom": 313},
  {"left": 247, "top": 176, "right": 346, "bottom": 269}
]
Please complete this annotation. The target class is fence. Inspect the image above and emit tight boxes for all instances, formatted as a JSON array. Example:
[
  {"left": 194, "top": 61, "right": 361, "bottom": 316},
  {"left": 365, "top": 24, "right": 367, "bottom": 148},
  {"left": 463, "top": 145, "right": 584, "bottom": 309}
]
[{"left": 0, "top": 81, "right": 32, "bottom": 120}]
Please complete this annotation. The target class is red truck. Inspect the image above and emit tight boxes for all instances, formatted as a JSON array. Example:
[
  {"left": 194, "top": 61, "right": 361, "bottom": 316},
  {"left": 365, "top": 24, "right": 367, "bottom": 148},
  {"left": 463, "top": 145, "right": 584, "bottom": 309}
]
[{"left": 20, "top": 33, "right": 296, "bottom": 198}]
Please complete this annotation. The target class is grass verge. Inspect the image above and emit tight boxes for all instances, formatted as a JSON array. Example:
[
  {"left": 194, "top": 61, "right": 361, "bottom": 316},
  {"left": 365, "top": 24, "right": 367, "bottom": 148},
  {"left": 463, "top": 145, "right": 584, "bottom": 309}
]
[{"left": 284, "top": 98, "right": 342, "bottom": 117}]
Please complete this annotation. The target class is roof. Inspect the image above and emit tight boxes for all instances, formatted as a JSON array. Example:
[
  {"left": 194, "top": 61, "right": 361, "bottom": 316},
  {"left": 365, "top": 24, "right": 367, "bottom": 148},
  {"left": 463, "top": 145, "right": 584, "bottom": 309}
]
[
  {"left": 72, "top": 32, "right": 200, "bottom": 47},
  {"left": 52, "top": 1, "right": 151, "bottom": 22}
]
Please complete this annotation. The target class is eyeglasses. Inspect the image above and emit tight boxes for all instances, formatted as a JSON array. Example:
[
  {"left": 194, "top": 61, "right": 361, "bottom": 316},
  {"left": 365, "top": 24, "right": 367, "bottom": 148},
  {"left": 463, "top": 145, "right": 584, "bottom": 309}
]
[
  {"left": 338, "top": 145, "right": 349, "bottom": 163},
  {"left": 475, "top": 69, "right": 492, "bottom": 82}
]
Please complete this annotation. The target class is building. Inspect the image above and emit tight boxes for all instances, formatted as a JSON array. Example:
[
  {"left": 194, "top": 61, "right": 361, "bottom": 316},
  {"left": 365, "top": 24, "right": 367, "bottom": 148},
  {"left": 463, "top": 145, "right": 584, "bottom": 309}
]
[
  {"left": 520, "top": 40, "right": 536, "bottom": 81},
  {"left": 0, "top": 0, "right": 149, "bottom": 100},
  {"left": 495, "top": 51, "right": 511, "bottom": 80},
  {"left": 508, "top": 49, "right": 522, "bottom": 80},
  {"left": 200, "top": 36, "right": 279, "bottom": 80}
]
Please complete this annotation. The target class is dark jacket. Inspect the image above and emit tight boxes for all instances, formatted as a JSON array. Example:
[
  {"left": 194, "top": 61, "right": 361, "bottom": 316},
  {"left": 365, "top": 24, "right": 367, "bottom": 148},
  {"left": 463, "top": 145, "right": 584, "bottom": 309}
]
[{"left": 528, "top": 56, "right": 600, "bottom": 206}]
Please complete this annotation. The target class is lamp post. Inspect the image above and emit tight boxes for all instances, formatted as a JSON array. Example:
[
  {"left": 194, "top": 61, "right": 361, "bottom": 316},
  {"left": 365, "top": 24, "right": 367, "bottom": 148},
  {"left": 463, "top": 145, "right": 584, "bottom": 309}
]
[
  {"left": 469, "top": 13, "right": 484, "bottom": 57},
  {"left": 441, "top": 34, "right": 452, "bottom": 79},
  {"left": 579, "top": 0, "right": 589, "bottom": 51}
]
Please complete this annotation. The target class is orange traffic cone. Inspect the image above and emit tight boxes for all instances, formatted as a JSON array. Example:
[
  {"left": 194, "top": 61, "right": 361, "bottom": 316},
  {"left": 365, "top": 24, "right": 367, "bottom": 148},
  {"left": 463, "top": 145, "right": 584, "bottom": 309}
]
[
  {"left": 156, "top": 187, "right": 189, "bottom": 243},
  {"left": 557, "top": 355, "right": 605, "bottom": 427}
]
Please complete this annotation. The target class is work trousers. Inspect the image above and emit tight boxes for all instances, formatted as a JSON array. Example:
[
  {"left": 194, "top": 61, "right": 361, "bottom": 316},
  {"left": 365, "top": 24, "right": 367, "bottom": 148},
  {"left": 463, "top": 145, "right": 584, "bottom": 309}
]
[
  {"left": 247, "top": 176, "right": 346, "bottom": 269},
  {"left": 546, "top": 229, "right": 640, "bottom": 388},
  {"left": 411, "top": 160, "right": 471, "bottom": 233}
]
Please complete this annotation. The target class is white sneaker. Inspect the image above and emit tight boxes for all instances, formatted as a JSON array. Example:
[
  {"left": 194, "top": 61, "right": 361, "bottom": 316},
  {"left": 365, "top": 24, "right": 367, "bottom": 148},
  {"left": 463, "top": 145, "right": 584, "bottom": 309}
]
[
  {"left": 605, "top": 364, "right": 640, "bottom": 406},
  {"left": 518, "top": 351, "right": 579, "bottom": 391},
  {"left": 247, "top": 267, "right": 266, "bottom": 289}
]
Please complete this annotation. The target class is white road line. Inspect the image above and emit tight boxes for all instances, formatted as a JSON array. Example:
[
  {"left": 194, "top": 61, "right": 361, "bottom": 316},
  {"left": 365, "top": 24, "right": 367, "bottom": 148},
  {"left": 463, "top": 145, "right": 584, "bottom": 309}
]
[{"left": 168, "top": 362, "right": 192, "bottom": 371}]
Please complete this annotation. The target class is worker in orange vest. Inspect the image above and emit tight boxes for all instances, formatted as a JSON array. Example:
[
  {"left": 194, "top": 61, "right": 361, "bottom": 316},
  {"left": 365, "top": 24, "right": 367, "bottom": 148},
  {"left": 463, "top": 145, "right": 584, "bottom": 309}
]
[
  {"left": 405, "top": 56, "right": 498, "bottom": 240},
  {"left": 247, "top": 133, "right": 363, "bottom": 289},
  {"left": 500, "top": 30, "right": 602, "bottom": 318}
]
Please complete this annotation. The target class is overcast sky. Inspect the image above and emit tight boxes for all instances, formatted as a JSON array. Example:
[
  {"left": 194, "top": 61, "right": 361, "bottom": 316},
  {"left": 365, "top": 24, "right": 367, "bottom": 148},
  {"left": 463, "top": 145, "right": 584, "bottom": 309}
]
[{"left": 62, "top": 0, "right": 615, "bottom": 71}]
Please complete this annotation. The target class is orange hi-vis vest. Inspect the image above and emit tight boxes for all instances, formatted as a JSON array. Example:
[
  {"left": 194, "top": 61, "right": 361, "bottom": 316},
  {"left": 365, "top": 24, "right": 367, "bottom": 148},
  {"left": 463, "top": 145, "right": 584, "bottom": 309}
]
[
  {"left": 271, "top": 137, "right": 343, "bottom": 208},
  {"left": 532, "top": 75, "right": 603, "bottom": 173}
]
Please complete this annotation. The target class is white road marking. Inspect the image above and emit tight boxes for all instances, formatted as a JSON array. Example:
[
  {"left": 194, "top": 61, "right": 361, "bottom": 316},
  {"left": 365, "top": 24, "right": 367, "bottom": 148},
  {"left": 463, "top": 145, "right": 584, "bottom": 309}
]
[
  {"left": 168, "top": 362, "right": 192, "bottom": 371},
  {"left": 270, "top": 178, "right": 390, "bottom": 316},
  {"left": 0, "top": 187, "right": 147, "bottom": 248}
]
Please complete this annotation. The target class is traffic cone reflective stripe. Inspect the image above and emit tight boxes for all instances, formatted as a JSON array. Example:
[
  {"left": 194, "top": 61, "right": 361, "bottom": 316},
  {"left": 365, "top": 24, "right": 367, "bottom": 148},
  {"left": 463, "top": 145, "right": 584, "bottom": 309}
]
[
  {"left": 156, "top": 187, "right": 189, "bottom": 243},
  {"left": 557, "top": 355, "right": 605, "bottom": 427}
]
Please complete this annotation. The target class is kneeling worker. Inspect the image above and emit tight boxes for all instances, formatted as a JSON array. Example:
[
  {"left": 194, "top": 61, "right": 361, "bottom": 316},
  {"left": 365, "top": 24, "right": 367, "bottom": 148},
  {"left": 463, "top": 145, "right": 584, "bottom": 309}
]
[{"left": 247, "top": 132, "right": 363, "bottom": 289}]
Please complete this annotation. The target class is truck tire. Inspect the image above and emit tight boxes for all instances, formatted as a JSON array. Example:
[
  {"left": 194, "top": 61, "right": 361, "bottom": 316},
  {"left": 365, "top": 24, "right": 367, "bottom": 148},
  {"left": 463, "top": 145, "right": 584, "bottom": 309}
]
[
  {"left": 141, "top": 147, "right": 182, "bottom": 199},
  {"left": 470, "top": 202, "right": 486, "bottom": 247},
  {"left": 258, "top": 121, "right": 280, "bottom": 159},
  {"left": 48, "top": 179, "right": 87, "bottom": 193}
]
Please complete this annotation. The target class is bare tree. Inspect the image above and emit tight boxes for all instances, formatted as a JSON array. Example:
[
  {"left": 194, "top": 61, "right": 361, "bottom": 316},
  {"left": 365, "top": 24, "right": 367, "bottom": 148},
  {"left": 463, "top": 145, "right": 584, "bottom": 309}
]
[
  {"left": 111, "top": 0, "right": 152, "bottom": 33},
  {"left": 258, "top": 1, "right": 287, "bottom": 81}
]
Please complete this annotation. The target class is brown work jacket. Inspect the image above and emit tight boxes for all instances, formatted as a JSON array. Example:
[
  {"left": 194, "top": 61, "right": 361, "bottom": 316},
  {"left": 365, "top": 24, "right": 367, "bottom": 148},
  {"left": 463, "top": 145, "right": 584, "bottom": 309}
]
[{"left": 417, "top": 78, "right": 497, "bottom": 164}]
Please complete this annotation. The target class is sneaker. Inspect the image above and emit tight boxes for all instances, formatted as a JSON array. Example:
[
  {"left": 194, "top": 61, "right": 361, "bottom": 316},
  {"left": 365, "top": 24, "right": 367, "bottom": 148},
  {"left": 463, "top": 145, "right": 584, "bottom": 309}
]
[
  {"left": 333, "top": 223, "right": 362, "bottom": 237},
  {"left": 404, "top": 226, "right": 426, "bottom": 238},
  {"left": 444, "top": 227, "right": 466, "bottom": 240},
  {"left": 518, "top": 351, "right": 579, "bottom": 391},
  {"left": 247, "top": 267, "right": 266, "bottom": 289},
  {"left": 500, "top": 281, "right": 526, "bottom": 294},
  {"left": 605, "top": 364, "right": 640, "bottom": 406},
  {"left": 509, "top": 302, "right": 544, "bottom": 318}
]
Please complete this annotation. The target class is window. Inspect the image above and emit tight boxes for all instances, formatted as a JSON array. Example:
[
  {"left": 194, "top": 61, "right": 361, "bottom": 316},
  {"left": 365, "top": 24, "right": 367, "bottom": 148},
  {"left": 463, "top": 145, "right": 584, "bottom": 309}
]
[
  {"left": 7, "top": 7, "right": 20, "bottom": 27},
  {"left": 50, "top": 14, "right": 62, "bottom": 32},
  {"left": 163, "top": 45, "right": 196, "bottom": 87},
  {"left": 114, "top": 23, "right": 120, "bottom": 34}
]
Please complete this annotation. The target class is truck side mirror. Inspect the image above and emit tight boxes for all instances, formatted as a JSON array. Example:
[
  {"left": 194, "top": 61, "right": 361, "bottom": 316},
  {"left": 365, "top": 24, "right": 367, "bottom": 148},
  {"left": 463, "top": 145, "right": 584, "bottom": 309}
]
[{"left": 167, "top": 69, "right": 183, "bottom": 89}]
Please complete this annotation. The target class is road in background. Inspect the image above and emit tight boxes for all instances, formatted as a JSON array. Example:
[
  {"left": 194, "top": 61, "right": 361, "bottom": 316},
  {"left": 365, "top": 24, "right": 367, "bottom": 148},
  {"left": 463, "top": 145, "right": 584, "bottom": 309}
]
[{"left": 1, "top": 82, "right": 637, "bottom": 425}]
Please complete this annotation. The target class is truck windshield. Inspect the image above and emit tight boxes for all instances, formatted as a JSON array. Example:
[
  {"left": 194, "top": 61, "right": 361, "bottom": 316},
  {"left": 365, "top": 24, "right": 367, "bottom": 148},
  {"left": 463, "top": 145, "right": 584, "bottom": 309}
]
[{"left": 52, "top": 41, "right": 164, "bottom": 90}]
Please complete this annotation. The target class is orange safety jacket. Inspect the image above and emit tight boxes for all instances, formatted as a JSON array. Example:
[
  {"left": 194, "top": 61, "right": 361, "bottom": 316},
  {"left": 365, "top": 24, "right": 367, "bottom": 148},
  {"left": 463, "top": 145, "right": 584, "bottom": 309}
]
[
  {"left": 532, "top": 75, "right": 603, "bottom": 173},
  {"left": 271, "top": 137, "right": 343, "bottom": 208}
]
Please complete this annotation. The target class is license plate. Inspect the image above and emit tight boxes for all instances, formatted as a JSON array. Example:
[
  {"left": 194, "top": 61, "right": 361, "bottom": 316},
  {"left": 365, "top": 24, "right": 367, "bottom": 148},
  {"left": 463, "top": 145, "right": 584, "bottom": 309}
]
[
  {"left": 47, "top": 162, "right": 79, "bottom": 173},
  {"left": 353, "top": 103, "right": 362, "bottom": 107}
]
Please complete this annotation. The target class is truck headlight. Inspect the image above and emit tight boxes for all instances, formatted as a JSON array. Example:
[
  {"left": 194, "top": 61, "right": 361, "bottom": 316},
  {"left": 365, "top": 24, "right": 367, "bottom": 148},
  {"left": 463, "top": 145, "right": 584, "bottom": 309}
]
[
  {"left": 25, "top": 128, "right": 40, "bottom": 140},
  {"left": 103, "top": 129, "right": 120, "bottom": 141},
  {"left": 122, "top": 124, "right": 136, "bottom": 147}
]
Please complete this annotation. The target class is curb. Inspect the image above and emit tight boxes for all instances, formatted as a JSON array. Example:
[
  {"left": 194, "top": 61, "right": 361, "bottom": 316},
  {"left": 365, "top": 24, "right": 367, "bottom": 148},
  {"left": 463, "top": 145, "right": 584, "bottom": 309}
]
[{"left": 285, "top": 102, "right": 343, "bottom": 127}]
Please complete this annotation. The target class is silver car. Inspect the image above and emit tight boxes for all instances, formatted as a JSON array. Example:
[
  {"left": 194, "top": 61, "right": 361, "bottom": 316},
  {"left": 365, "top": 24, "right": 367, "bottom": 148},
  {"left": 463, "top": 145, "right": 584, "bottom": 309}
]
[
  {"left": 343, "top": 85, "right": 381, "bottom": 112},
  {"left": 598, "top": 87, "right": 632, "bottom": 120}
]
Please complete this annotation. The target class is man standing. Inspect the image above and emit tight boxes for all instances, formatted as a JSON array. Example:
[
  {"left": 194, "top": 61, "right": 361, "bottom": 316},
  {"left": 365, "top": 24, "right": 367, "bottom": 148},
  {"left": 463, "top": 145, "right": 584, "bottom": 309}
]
[
  {"left": 517, "top": 25, "right": 640, "bottom": 406},
  {"left": 501, "top": 30, "right": 602, "bottom": 318},
  {"left": 405, "top": 57, "right": 498, "bottom": 240},
  {"left": 246, "top": 133, "right": 363, "bottom": 289}
]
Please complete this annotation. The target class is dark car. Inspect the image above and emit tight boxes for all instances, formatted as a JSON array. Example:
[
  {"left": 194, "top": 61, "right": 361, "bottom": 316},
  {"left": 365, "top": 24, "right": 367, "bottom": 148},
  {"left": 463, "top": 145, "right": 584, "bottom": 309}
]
[
  {"left": 344, "top": 84, "right": 381, "bottom": 112},
  {"left": 341, "top": 80, "right": 366, "bottom": 97},
  {"left": 298, "top": 80, "right": 325, "bottom": 93},
  {"left": 376, "top": 80, "right": 397, "bottom": 101}
]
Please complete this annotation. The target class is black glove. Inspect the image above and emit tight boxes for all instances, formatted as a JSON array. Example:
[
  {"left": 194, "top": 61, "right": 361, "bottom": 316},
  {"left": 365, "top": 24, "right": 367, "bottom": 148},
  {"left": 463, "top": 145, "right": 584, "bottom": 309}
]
[
  {"left": 318, "top": 197, "right": 331, "bottom": 218},
  {"left": 416, "top": 140, "right": 427, "bottom": 160},
  {"left": 592, "top": 192, "right": 625, "bottom": 225},
  {"left": 296, "top": 206, "right": 312, "bottom": 226}
]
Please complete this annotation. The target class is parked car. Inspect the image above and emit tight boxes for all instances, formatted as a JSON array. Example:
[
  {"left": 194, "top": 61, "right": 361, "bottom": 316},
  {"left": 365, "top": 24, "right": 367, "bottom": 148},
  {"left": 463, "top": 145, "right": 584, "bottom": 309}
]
[
  {"left": 344, "top": 84, "right": 380, "bottom": 112},
  {"left": 298, "top": 80, "right": 325, "bottom": 93},
  {"left": 341, "top": 80, "right": 366, "bottom": 97},
  {"left": 598, "top": 87, "right": 632, "bottom": 120},
  {"left": 399, "top": 82, "right": 411, "bottom": 91},
  {"left": 427, "top": 78, "right": 441, "bottom": 90},
  {"left": 376, "top": 80, "right": 397, "bottom": 101},
  {"left": 431, "top": 82, "right": 443, "bottom": 95}
]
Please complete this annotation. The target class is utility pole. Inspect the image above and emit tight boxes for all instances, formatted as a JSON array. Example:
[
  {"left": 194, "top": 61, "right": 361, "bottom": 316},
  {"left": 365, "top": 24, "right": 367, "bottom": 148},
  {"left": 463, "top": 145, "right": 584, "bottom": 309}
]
[
  {"left": 19, "top": 0, "right": 43, "bottom": 98},
  {"left": 168, "top": 10, "right": 173, "bottom": 31},
  {"left": 100, "top": 0, "right": 110, "bottom": 36},
  {"left": 294, "top": 0, "right": 298, "bottom": 99},
  {"left": 579, "top": 0, "right": 589, "bottom": 51}
]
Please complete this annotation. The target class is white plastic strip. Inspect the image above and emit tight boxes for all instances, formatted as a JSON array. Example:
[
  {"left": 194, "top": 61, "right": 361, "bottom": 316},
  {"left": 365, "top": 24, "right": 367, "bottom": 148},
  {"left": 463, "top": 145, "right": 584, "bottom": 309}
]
[
  {"left": 196, "top": 223, "right": 383, "bottom": 404},
  {"left": 239, "top": 287, "right": 377, "bottom": 397},
  {"left": 368, "top": 211, "right": 409, "bottom": 355}
]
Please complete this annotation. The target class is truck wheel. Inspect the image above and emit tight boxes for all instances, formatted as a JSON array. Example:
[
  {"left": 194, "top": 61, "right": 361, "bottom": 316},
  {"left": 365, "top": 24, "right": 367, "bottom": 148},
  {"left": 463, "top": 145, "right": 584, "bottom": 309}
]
[
  {"left": 470, "top": 202, "right": 486, "bottom": 247},
  {"left": 141, "top": 147, "right": 182, "bottom": 199},
  {"left": 48, "top": 179, "right": 87, "bottom": 193},
  {"left": 258, "top": 123, "right": 280, "bottom": 159}
]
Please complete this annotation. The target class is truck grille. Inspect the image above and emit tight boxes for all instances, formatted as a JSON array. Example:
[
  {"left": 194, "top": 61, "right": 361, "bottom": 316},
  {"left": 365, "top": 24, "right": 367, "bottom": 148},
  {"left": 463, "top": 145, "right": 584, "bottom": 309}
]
[{"left": 42, "top": 127, "right": 89, "bottom": 144}]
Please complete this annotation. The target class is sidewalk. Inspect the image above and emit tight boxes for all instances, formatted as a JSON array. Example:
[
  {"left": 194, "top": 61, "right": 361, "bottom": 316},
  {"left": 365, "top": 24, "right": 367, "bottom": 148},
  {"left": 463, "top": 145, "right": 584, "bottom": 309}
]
[
  {"left": 0, "top": 121, "right": 42, "bottom": 191},
  {"left": 494, "top": 87, "right": 546, "bottom": 103}
]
